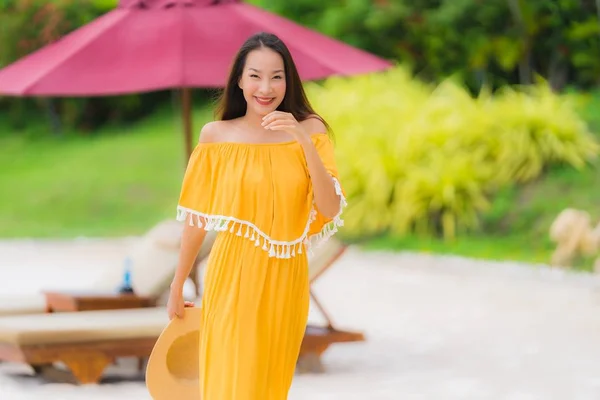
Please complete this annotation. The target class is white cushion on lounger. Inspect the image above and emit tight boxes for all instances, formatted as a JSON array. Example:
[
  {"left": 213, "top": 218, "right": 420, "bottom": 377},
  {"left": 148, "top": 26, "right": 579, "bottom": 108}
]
[
  {"left": 0, "top": 307, "right": 169, "bottom": 346},
  {"left": 0, "top": 295, "right": 46, "bottom": 316},
  {"left": 126, "top": 220, "right": 216, "bottom": 298}
]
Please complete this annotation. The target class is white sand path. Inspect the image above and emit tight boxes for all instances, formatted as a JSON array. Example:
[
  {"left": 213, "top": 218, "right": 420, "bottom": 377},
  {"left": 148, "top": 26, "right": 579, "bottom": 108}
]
[{"left": 1, "top": 239, "right": 600, "bottom": 399}]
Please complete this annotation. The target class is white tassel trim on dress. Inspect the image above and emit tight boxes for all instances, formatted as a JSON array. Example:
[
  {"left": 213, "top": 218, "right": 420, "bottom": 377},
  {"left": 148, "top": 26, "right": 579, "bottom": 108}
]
[
  {"left": 305, "top": 176, "right": 347, "bottom": 251},
  {"left": 176, "top": 177, "right": 347, "bottom": 259}
]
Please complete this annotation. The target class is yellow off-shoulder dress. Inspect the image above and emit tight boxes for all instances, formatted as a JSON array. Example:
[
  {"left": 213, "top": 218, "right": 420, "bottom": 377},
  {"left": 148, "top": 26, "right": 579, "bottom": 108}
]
[{"left": 176, "top": 133, "right": 346, "bottom": 400}]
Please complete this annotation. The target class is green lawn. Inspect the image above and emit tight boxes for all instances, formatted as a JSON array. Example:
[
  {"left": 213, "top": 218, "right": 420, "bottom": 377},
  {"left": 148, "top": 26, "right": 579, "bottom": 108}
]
[
  {"left": 0, "top": 106, "right": 213, "bottom": 237},
  {"left": 2, "top": 91, "right": 600, "bottom": 270}
]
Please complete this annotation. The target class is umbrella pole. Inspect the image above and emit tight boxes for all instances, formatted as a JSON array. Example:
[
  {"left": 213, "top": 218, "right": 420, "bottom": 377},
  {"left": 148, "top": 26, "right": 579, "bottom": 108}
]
[
  {"left": 182, "top": 87, "right": 193, "bottom": 159},
  {"left": 181, "top": 87, "right": 201, "bottom": 297}
]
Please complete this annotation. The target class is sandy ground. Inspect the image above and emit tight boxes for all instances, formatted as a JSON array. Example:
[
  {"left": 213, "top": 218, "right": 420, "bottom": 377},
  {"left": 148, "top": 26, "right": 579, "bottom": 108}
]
[{"left": 2, "top": 239, "right": 600, "bottom": 399}]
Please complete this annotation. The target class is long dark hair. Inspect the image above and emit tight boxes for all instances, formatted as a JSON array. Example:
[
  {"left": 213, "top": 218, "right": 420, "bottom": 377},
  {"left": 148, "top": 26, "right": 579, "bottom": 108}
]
[{"left": 215, "top": 32, "right": 330, "bottom": 132}]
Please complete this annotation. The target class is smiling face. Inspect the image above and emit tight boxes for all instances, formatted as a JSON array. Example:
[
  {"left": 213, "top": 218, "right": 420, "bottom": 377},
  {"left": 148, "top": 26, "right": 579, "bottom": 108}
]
[
  {"left": 217, "top": 32, "right": 320, "bottom": 125},
  {"left": 238, "top": 47, "right": 287, "bottom": 117}
]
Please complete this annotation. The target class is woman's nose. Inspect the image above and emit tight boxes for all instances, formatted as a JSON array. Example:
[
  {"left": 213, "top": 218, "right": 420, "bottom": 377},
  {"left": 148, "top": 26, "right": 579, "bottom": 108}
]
[{"left": 259, "top": 79, "right": 272, "bottom": 93}]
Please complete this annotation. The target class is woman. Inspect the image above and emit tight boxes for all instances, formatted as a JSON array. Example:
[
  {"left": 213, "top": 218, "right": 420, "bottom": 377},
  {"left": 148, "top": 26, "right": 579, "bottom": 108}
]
[{"left": 167, "top": 32, "right": 346, "bottom": 399}]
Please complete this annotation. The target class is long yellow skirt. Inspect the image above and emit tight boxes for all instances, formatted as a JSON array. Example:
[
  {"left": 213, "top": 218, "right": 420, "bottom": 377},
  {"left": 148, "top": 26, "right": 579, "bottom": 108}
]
[{"left": 198, "top": 231, "right": 310, "bottom": 399}]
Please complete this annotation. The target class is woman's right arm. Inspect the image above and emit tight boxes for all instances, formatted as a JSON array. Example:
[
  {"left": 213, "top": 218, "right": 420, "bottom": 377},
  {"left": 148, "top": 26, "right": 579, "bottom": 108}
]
[
  {"left": 168, "top": 215, "right": 208, "bottom": 319},
  {"left": 168, "top": 121, "right": 219, "bottom": 319}
]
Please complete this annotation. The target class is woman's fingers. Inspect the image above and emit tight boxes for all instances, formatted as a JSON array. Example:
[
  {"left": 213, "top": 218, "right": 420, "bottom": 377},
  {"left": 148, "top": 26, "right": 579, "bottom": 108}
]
[
  {"left": 264, "top": 119, "right": 296, "bottom": 130},
  {"left": 262, "top": 111, "right": 294, "bottom": 127},
  {"left": 266, "top": 124, "right": 295, "bottom": 131}
]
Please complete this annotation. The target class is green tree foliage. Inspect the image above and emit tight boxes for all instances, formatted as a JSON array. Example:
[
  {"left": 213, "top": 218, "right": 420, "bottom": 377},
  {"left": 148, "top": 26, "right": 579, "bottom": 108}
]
[
  {"left": 2, "top": 0, "right": 600, "bottom": 133},
  {"left": 250, "top": 0, "right": 600, "bottom": 90}
]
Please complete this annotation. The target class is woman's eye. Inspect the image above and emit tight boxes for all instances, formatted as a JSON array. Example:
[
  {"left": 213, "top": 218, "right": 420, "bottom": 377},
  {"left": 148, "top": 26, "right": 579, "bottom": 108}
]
[
  {"left": 250, "top": 74, "right": 259, "bottom": 78},
  {"left": 273, "top": 75, "right": 283, "bottom": 79}
]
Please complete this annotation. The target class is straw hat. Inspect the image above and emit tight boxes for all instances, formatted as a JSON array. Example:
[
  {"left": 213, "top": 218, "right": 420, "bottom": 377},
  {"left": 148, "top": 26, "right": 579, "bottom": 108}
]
[{"left": 146, "top": 307, "right": 202, "bottom": 399}]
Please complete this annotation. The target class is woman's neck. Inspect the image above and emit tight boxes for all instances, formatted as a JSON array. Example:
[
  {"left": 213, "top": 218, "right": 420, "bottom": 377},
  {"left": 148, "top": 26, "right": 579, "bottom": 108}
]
[{"left": 241, "top": 112, "right": 265, "bottom": 131}]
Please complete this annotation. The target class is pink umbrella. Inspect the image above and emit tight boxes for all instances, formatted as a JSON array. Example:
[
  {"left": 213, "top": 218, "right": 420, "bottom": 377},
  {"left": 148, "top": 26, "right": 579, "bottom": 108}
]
[{"left": 0, "top": 0, "right": 391, "bottom": 155}]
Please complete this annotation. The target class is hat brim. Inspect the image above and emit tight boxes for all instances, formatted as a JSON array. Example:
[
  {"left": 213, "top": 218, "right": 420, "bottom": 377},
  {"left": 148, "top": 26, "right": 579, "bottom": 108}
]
[{"left": 146, "top": 307, "right": 202, "bottom": 399}]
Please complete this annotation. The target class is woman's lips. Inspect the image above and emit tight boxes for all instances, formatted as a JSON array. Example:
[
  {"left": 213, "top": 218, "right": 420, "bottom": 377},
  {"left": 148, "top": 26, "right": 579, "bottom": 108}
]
[{"left": 255, "top": 96, "right": 275, "bottom": 106}]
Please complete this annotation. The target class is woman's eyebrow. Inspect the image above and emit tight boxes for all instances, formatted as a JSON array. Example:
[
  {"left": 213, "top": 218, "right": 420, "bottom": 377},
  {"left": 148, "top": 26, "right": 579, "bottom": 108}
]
[{"left": 248, "top": 67, "right": 284, "bottom": 74}]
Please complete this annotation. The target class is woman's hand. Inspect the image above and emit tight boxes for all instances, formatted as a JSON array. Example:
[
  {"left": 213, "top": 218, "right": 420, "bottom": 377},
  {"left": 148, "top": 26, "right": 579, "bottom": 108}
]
[
  {"left": 167, "top": 288, "right": 195, "bottom": 320},
  {"left": 261, "top": 111, "right": 309, "bottom": 142}
]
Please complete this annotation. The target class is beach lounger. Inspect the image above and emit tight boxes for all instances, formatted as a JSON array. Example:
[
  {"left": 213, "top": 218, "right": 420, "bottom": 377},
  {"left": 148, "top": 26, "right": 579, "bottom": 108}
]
[
  {"left": 0, "top": 239, "right": 363, "bottom": 384},
  {"left": 0, "top": 307, "right": 169, "bottom": 384},
  {"left": 297, "top": 240, "right": 366, "bottom": 373},
  {"left": 0, "top": 220, "right": 215, "bottom": 317}
]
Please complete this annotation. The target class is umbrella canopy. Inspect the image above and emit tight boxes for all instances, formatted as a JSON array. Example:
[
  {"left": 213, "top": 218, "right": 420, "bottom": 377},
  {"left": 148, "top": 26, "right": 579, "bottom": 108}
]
[{"left": 0, "top": 0, "right": 391, "bottom": 96}]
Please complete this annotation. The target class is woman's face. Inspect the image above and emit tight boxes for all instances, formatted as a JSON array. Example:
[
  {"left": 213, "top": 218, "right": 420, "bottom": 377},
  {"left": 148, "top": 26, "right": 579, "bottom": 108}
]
[{"left": 239, "top": 47, "right": 286, "bottom": 117}]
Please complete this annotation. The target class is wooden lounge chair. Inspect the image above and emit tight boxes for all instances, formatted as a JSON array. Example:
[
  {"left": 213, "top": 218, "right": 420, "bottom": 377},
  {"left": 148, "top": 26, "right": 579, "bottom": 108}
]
[
  {"left": 0, "top": 220, "right": 215, "bottom": 317},
  {"left": 0, "top": 240, "right": 363, "bottom": 384},
  {"left": 297, "top": 239, "right": 366, "bottom": 373},
  {"left": 0, "top": 307, "right": 169, "bottom": 384}
]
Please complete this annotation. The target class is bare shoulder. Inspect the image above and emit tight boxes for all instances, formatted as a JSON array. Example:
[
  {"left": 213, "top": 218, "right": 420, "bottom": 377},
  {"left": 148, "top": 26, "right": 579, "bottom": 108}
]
[
  {"left": 300, "top": 114, "right": 327, "bottom": 135},
  {"left": 198, "top": 120, "right": 234, "bottom": 143},
  {"left": 198, "top": 121, "right": 219, "bottom": 143}
]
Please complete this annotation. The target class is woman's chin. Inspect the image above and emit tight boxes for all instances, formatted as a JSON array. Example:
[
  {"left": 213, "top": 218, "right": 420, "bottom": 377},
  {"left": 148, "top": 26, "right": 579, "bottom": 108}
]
[{"left": 252, "top": 105, "right": 276, "bottom": 116}]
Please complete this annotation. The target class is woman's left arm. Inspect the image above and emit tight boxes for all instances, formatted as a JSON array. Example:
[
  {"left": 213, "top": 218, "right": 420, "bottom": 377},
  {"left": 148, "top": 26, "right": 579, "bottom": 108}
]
[
  {"left": 262, "top": 112, "right": 341, "bottom": 219},
  {"left": 297, "top": 134, "right": 341, "bottom": 219}
]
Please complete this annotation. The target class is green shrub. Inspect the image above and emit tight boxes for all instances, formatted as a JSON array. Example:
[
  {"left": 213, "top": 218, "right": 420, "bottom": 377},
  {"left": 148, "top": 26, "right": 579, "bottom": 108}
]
[{"left": 307, "top": 66, "right": 599, "bottom": 240}]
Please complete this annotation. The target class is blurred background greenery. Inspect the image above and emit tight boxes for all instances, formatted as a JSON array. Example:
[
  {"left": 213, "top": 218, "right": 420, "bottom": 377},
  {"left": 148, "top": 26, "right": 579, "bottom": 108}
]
[{"left": 2, "top": 0, "right": 600, "bottom": 270}]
